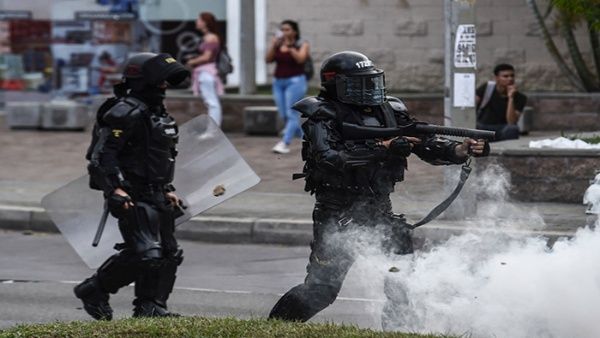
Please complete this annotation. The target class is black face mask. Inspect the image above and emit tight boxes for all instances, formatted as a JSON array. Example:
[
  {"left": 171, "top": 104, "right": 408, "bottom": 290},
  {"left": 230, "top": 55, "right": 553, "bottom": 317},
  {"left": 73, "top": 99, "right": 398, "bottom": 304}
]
[{"left": 130, "top": 85, "right": 166, "bottom": 107}]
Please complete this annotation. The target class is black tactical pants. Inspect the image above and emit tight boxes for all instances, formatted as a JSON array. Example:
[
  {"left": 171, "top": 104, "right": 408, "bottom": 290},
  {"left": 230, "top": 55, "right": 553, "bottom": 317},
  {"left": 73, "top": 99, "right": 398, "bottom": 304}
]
[
  {"left": 269, "top": 195, "right": 413, "bottom": 322},
  {"left": 93, "top": 188, "right": 182, "bottom": 309}
]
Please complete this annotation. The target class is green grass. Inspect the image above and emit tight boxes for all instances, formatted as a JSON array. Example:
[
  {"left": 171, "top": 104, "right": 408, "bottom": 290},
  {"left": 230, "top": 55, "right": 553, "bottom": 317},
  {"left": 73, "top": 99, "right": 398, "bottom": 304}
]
[
  {"left": 562, "top": 131, "right": 600, "bottom": 144},
  {"left": 579, "top": 135, "right": 600, "bottom": 144},
  {"left": 0, "top": 316, "right": 457, "bottom": 338}
]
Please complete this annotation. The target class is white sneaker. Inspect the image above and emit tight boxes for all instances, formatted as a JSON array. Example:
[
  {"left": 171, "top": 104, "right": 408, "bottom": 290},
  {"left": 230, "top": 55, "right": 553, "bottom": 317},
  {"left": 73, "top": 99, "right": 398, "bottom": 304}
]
[{"left": 272, "top": 141, "right": 290, "bottom": 154}]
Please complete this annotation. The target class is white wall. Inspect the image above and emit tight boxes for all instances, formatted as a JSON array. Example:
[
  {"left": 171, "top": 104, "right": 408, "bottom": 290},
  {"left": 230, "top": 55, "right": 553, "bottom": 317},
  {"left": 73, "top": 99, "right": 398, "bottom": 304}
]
[
  {"left": 226, "top": 0, "right": 266, "bottom": 87},
  {"left": 138, "top": 0, "right": 226, "bottom": 21}
]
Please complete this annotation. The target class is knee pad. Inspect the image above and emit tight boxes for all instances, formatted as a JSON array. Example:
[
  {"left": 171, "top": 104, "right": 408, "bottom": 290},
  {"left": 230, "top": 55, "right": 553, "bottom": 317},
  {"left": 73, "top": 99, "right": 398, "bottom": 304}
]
[
  {"left": 143, "top": 248, "right": 182, "bottom": 272},
  {"left": 128, "top": 202, "right": 163, "bottom": 260}
]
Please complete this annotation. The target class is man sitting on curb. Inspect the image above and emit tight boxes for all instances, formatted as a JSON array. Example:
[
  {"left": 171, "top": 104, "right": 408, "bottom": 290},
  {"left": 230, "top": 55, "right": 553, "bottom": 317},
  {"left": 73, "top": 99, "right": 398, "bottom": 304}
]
[{"left": 476, "top": 63, "right": 527, "bottom": 141}]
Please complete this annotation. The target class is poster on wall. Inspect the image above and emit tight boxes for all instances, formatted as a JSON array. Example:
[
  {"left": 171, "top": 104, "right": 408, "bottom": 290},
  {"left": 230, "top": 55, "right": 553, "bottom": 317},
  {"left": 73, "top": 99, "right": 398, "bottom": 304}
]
[
  {"left": 453, "top": 73, "right": 475, "bottom": 108},
  {"left": 454, "top": 24, "right": 476, "bottom": 68}
]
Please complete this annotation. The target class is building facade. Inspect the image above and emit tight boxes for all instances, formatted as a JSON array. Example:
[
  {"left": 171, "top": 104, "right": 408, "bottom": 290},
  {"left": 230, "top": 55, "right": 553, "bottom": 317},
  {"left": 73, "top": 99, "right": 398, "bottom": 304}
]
[
  {"left": 266, "top": 0, "right": 592, "bottom": 92},
  {"left": 0, "top": 0, "right": 593, "bottom": 93}
]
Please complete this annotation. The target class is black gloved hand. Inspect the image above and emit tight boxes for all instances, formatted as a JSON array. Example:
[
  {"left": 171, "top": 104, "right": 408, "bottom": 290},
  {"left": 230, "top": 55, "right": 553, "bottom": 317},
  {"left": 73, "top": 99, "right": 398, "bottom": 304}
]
[
  {"left": 172, "top": 200, "right": 188, "bottom": 219},
  {"left": 107, "top": 194, "right": 132, "bottom": 218},
  {"left": 388, "top": 138, "right": 413, "bottom": 157}
]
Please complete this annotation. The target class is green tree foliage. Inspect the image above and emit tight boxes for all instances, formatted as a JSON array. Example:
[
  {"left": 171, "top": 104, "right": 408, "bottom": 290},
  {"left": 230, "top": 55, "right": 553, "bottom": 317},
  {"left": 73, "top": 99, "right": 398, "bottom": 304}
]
[
  {"left": 552, "top": 0, "right": 600, "bottom": 30},
  {"left": 527, "top": 0, "right": 600, "bottom": 91}
]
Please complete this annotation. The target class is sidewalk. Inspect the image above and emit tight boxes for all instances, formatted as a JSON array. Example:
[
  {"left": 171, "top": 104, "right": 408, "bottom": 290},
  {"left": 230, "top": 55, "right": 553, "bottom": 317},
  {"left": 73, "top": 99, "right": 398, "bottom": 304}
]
[{"left": 0, "top": 119, "right": 591, "bottom": 245}]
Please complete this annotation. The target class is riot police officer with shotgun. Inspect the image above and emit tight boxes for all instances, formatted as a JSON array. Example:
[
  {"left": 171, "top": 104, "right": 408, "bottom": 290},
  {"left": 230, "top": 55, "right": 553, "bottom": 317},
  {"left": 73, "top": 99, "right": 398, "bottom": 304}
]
[
  {"left": 74, "top": 53, "right": 190, "bottom": 320},
  {"left": 268, "top": 51, "right": 492, "bottom": 323}
]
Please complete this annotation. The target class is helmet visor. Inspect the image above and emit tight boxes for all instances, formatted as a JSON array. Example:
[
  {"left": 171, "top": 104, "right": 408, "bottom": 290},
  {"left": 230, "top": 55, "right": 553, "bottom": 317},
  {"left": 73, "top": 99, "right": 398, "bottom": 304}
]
[{"left": 336, "top": 71, "right": 386, "bottom": 106}]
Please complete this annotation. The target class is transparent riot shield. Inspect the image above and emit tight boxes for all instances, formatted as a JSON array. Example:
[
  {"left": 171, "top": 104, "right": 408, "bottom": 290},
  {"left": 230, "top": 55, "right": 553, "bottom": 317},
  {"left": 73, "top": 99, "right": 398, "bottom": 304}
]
[{"left": 42, "top": 115, "right": 260, "bottom": 268}]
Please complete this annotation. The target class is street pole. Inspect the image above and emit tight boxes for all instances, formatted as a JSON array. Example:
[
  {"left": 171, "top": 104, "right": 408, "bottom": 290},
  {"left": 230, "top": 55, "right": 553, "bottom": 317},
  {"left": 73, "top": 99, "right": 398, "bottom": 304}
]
[
  {"left": 239, "top": 0, "right": 256, "bottom": 95},
  {"left": 443, "top": 0, "right": 478, "bottom": 219}
]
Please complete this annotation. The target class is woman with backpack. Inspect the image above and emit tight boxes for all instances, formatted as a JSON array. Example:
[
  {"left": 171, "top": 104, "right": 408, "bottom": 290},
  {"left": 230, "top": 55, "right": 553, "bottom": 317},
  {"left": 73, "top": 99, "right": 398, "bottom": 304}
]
[
  {"left": 266, "top": 19, "right": 311, "bottom": 154},
  {"left": 186, "top": 12, "right": 224, "bottom": 127}
]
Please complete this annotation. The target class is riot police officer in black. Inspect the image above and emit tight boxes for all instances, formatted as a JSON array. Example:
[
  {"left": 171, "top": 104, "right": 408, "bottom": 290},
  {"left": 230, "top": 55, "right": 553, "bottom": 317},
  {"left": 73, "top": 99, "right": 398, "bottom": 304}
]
[
  {"left": 268, "top": 51, "right": 489, "bottom": 322},
  {"left": 74, "top": 53, "right": 190, "bottom": 320}
]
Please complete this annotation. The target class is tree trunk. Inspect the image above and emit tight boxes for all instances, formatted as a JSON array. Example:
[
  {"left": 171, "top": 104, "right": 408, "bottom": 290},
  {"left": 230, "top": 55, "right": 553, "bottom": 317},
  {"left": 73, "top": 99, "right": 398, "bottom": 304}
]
[
  {"left": 588, "top": 20, "right": 600, "bottom": 82},
  {"left": 559, "top": 11, "right": 600, "bottom": 91},
  {"left": 526, "top": 0, "right": 585, "bottom": 91}
]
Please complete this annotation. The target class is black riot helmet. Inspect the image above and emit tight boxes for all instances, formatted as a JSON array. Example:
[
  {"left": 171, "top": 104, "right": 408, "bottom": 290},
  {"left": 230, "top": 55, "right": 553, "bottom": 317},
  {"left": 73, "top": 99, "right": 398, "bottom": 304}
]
[
  {"left": 122, "top": 52, "right": 190, "bottom": 92},
  {"left": 320, "top": 51, "right": 386, "bottom": 106}
]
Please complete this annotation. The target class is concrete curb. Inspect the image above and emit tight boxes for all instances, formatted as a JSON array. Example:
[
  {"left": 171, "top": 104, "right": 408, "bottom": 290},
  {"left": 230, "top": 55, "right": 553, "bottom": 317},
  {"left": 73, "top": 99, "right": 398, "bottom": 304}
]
[
  {"left": 0, "top": 204, "right": 315, "bottom": 245},
  {"left": 176, "top": 216, "right": 313, "bottom": 245},
  {"left": 0, "top": 204, "right": 583, "bottom": 247}
]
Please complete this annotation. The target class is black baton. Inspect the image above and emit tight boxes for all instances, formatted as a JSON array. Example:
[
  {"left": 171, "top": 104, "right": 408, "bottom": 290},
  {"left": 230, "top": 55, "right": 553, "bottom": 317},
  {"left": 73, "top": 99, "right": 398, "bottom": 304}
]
[{"left": 92, "top": 200, "right": 110, "bottom": 247}]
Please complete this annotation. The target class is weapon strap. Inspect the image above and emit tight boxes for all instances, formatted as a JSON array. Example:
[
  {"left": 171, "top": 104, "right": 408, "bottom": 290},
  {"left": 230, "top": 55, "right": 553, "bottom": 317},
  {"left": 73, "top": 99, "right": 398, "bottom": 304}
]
[
  {"left": 407, "top": 158, "right": 472, "bottom": 229},
  {"left": 477, "top": 81, "right": 496, "bottom": 121}
]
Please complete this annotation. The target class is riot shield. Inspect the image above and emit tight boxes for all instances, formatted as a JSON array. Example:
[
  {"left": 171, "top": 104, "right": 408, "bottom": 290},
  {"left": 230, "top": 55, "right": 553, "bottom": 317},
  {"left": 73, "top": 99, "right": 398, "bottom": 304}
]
[{"left": 42, "top": 115, "right": 260, "bottom": 268}]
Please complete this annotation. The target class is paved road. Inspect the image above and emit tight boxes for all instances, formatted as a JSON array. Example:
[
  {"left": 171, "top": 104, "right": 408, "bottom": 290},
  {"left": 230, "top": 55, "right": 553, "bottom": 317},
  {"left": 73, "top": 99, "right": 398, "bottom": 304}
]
[{"left": 0, "top": 230, "right": 386, "bottom": 330}]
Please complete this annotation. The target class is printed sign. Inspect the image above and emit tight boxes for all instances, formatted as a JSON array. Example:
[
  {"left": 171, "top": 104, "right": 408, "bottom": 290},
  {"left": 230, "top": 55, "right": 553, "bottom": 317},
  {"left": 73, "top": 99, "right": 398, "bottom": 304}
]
[
  {"left": 453, "top": 73, "right": 475, "bottom": 107},
  {"left": 75, "top": 11, "right": 137, "bottom": 21},
  {"left": 0, "top": 10, "right": 32, "bottom": 20},
  {"left": 454, "top": 24, "right": 476, "bottom": 68}
]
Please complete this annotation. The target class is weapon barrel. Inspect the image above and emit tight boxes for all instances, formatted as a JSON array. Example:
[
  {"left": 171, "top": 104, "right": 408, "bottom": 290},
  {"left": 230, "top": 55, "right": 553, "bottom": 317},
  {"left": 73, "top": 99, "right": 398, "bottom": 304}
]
[
  {"left": 342, "top": 122, "right": 495, "bottom": 140},
  {"left": 414, "top": 124, "right": 495, "bottom": 140},
  {"left": 92, "top": 201, "right": 109, "bottom": 247}
]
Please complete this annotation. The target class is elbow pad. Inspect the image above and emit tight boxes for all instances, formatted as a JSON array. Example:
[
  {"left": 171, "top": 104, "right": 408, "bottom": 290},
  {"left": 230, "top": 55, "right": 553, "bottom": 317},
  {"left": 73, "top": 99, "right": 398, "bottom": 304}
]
[
  {"left": 87, "top": 127, "right": 129, "bottom": 194},
  {"left": 88, "top": 163, "right": 128, "bottom": 195},
  {"left": 415, "top": 137, "right": 465, "bottom": 165}
]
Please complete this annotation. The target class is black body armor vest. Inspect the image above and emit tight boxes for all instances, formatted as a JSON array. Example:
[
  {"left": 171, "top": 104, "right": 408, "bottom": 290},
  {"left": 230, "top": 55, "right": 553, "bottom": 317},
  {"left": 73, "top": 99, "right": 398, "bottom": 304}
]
[
  {"left": 297, "top": 96, "right": 411, "bottom": 196},
  {"left": 125, "top": 111, "right": 178, "bottom": 184},
  {"left": 86, "top": 96, "right": 179, "bottom": 192}
]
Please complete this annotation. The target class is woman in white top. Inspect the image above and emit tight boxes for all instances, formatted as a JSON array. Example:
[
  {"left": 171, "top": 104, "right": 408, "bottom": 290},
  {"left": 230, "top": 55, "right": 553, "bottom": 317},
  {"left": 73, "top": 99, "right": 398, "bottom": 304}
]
[{"left": 186, "top": 12, "right": 224, "bottom": 127}]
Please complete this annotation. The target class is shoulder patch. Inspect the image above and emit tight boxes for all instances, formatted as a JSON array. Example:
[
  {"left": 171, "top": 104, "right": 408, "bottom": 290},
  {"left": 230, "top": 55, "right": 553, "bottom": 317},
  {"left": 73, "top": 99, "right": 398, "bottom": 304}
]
[
  {"left": 292, "top": 96, "right": 337, "bottom": 119},
  {"left": 111, "top": 129, "right": 124, "bottom": 138}
]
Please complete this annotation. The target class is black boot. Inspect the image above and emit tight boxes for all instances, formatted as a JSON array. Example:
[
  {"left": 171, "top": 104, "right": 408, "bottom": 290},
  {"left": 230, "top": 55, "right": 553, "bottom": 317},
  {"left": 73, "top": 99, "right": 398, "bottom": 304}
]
[
  {"left": 133, "top": 252, "right": 182, "bottom": 318},
  {"left": 269, "top": 283, "right": 339, "bottom": 322},
  {"left": 132, "top": 299, "right": 180, "bottom": 318},
  {"left": 74, "top": 277, "right": 113, "bottom": 321}
]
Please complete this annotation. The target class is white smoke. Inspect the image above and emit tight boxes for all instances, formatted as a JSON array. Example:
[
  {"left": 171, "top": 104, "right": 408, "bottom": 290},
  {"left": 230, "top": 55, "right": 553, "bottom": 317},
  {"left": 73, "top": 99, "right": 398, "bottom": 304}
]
[
  {"left": 584, "top": 173, "right": 600, "bottom": 215},
  {"left": 334, "top": 165, "right": 600, "bottom": 338}
]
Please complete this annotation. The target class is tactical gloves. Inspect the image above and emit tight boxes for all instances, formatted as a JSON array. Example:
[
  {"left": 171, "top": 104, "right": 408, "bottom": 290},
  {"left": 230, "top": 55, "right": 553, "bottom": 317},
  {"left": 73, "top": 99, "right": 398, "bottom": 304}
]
[
  {"left": 387, "top": 138, "right": 413, "bottom": 157},
  {"left": 107, "top": 194, "right": 132, "bottom": 218}
]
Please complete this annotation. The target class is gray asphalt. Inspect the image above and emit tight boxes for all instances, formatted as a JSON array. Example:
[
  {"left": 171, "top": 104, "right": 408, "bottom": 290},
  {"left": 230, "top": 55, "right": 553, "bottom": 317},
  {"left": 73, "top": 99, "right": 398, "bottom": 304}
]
[{"left": 0, "top": 230, "right": 384, "bottom": 330}]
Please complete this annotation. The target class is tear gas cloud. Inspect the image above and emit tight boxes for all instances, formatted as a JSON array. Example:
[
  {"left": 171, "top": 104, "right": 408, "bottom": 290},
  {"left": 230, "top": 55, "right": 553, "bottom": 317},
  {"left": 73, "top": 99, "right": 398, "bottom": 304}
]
[{"left": 330, "top": 165, "right": 600, "bottom": 338}]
